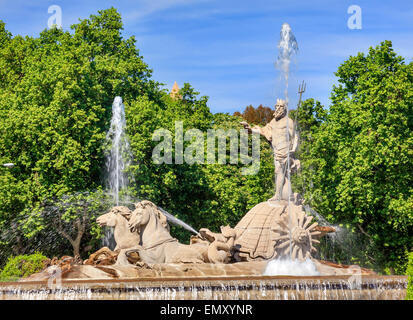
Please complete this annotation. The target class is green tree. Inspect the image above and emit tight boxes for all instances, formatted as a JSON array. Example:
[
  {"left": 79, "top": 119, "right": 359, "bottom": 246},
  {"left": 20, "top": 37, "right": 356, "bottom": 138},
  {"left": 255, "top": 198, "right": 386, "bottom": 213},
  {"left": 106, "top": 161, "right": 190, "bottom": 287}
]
[
  {"left": 290, "top": 98, "right": 327, "bottom": 144},
  {"left": 407, "top": 252, "right": 413, "bottom": 300},
  {"left": 200, "top": 113, "right": 274, "bottom": 230},
  {"left": 290, "top": 98, "right": 327, "bottom": 196},
  {"left": 299, "top": 41, "right": 413, "bottom": 272},
  {"left": 0, "top": 8, "right": 157, "bottom": 260},
  {"left": 23, "top": 190, "right": 113, "bottom": 257}
]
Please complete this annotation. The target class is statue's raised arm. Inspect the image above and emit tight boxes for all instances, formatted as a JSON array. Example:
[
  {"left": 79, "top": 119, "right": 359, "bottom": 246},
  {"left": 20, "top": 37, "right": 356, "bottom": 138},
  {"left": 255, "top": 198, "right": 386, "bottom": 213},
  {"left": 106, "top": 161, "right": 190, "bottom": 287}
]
[
  {"left": 240, "top": 118, "right": 274, "bottom": 145},
  {"left": 240, "top": 121, "right": 270, "bottom": 139}
]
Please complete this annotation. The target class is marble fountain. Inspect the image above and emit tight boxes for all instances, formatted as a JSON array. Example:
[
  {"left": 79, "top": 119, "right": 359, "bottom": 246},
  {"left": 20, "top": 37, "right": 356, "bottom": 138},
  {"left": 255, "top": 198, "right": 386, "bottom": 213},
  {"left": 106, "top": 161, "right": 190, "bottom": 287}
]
[
  {"left": 0, "top": 23, "right": 407, "bottom": 300},
  {"left": 0, "top": 96, "right": 406, "bottom": 300}
]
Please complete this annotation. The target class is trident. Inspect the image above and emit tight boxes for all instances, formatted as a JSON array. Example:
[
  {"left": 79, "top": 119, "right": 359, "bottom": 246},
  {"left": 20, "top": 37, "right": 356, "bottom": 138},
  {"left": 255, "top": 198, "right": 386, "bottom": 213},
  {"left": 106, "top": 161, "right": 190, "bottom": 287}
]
[{"left": 297, "top": 80, "right": 306, "bottom": 109}]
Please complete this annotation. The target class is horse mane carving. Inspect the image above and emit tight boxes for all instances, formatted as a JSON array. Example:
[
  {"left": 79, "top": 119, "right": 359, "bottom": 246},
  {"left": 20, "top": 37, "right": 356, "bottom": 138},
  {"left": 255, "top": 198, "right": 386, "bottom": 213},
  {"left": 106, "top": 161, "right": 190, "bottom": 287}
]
[
  {"left": 96, "top": 206, "right": 139, "bottom": 251},
  {"left": 134, "top": 200, "right": 169, "bottom": 231}
]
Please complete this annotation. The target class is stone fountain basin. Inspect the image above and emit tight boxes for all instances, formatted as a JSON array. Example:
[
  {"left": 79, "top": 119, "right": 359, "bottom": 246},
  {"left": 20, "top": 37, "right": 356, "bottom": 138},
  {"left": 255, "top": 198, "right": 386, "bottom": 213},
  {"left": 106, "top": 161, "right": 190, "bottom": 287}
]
[
  {"left": 0, "top": 260, "right": 406, "bottom": 300},
  {"left": 0, "top": 275, "right": 407, "bottom": 300}
]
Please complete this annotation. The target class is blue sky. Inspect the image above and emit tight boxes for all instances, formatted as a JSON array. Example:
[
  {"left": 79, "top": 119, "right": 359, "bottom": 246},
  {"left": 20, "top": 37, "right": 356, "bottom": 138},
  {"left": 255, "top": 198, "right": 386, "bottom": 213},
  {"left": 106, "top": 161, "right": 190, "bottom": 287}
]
[{"left": 0, "top": 0, "right": 412, "bottom": 113}]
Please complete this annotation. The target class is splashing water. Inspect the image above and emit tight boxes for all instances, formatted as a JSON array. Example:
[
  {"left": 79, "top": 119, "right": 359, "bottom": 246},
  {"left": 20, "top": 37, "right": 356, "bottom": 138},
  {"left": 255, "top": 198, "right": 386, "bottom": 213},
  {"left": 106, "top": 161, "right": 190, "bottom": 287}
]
[
  {"left": 105, "top": 96, "right": 133, "bottom": 205},
  {"left": 275, "top": 23, "right": 298, "bottom": 259},
  {"left": 103, "top": 96, "right": 133, "bottom": 248},
  {"left": 303, "top": 205, "right": 373, "bottom": 265},
  {"left": 276, "top": 22, "right": 298, "bottom": 103},
  {"left": 264, "top": 258, "right": 320, "bottom": 276},
  {"left": 157, "top": 206, "right": 200, "bottom": 236},
  {"left": 303, "top": 205, "right": 342, "bottom": 234}
]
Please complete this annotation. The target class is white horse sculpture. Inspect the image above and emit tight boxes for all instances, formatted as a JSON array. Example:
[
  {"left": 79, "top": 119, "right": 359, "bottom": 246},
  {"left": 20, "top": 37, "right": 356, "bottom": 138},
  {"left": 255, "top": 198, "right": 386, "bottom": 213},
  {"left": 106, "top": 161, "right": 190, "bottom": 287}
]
[
  {"left": 93, "top": 201, "right": 236, "bottom": 265},
  {"left": 96, "top": 206, "right": 140, "bottom": 251},
  {"left": 127, "top": 200, "right": 207, "bottom": 264}
]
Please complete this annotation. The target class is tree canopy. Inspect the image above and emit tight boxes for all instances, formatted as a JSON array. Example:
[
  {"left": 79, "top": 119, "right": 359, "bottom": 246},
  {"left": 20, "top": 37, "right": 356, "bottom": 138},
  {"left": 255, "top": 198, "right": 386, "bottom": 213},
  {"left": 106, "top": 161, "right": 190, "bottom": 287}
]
[
  {"left": 234, "top": 104, "right": 274, "bottom": 126},
  {"left": 0, "top": 8, "right": 158, "bottom": 261},
  {"left": 125, "top": 85, "right": 275, "bottom": 241},
  {"left": 298, "top": 41, "right": 412, "bottom": 272}
]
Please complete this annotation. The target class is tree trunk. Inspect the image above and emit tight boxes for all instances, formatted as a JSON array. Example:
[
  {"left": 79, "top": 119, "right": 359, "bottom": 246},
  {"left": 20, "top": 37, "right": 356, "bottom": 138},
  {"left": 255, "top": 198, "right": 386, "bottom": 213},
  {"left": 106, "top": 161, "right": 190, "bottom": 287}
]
[
  {"left": 73, "top": 242, "right": 80, "bottom": 258},
  {"left": 57, "top": 218, "right": 84, "bottom": 258}
]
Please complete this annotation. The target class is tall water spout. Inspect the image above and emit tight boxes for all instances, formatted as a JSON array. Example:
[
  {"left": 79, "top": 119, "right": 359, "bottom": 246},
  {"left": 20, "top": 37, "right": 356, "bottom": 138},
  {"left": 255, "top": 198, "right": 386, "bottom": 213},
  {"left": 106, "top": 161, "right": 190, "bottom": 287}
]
[
  {"left": 275, "top": 22, "right": 298, "bottom": 199},
  {"left": 275, "top": 23, "right": 298, "bottom": 259},
  {"left": 103, "top": 96, "right": 133, "bottom": 248},
  {"left": 276, "top": 22, "right": 298, "bottom": 104},
  {"left": 105, "top": 96, "right": 132, "bottom": 205},
  {"left": 102, "top": 98, "right": 198, "bottom": 242}
]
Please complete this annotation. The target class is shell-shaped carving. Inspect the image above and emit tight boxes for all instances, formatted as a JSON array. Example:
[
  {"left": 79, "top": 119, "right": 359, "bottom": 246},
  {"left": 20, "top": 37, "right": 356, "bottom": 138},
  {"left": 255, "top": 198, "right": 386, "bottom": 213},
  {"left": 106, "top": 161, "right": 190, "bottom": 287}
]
[
  {"left": 271, "top": 207, "right": 321, "bottom": 261},
  {"left": 234, "top": 202, "right": 286, "bottom": 260}
]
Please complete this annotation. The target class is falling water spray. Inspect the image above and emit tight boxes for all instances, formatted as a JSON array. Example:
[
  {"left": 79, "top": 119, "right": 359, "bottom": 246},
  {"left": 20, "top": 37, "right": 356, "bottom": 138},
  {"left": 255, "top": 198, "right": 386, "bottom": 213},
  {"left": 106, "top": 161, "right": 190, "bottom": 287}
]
[
  {"left": 276, "top": 23, "right": 298, "bottom": 103},
  {"left": 275, "top": 23, "right": 298, "bottom": 259},
  {"left": 105, "top": 96, "right": 133, "bottom": 204},
  {"left": 103, "top": 96, "right": 133, "bottom": 247}
]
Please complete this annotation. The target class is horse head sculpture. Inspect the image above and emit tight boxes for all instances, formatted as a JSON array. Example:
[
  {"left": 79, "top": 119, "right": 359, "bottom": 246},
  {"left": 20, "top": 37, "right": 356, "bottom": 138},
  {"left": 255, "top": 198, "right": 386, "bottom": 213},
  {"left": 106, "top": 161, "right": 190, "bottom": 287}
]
[
  {"left": 96, "top": 206, "right": 139, "bottom": 251},
  {"left": 129, "top": 200, "right": 169, "bottom": 234},
  {"left": 97, "top": 206, "right": 131, "bottom": 228}
]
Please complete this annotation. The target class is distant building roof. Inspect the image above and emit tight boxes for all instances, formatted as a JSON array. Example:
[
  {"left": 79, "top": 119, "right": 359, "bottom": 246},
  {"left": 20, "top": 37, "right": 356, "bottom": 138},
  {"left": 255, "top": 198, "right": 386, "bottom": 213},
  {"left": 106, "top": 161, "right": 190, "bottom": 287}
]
[{"left": 170, "top": 81, "right": 182, "bottom": 99}]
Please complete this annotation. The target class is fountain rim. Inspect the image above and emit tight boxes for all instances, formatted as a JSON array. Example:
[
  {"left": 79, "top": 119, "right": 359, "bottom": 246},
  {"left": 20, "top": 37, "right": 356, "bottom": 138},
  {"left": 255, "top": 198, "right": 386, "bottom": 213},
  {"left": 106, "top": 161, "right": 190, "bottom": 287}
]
[{"left": 1, "top": 274, "right": 407, "bottom": 287}]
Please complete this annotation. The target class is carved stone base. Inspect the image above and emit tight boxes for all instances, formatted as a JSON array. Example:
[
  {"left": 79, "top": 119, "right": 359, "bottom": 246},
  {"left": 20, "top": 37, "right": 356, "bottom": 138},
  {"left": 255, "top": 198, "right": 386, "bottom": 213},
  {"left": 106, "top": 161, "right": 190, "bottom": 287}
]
[{"left": 22, "top": 258, "right": 375, "bottom": 282}]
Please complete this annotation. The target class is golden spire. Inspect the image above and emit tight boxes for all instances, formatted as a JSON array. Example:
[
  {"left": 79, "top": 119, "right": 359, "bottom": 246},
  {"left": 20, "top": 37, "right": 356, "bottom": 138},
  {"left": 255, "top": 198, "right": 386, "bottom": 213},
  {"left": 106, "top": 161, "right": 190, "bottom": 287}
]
[{"left": 170, "top": 81, "right": 182, "bottom": 99}]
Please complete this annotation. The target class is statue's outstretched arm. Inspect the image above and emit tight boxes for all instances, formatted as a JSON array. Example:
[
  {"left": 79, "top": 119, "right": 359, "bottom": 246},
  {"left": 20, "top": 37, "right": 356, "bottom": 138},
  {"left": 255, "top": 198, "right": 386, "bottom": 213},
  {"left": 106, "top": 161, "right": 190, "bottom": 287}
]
[{"left": 240, "top": 121, "right": 272, "bottom": 142}]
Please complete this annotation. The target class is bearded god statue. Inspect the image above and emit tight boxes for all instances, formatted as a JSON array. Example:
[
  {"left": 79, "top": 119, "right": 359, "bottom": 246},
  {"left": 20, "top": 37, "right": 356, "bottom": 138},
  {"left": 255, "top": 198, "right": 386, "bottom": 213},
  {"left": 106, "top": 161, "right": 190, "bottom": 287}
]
[{"left": 241, "top": 99, "right": 300, "bottom": 201}]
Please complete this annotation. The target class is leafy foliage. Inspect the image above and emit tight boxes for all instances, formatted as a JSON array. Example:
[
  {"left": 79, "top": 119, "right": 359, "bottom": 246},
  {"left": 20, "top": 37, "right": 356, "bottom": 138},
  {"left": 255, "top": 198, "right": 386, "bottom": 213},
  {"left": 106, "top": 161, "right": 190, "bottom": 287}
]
[
  {"left": 26, "top": 190, "right": 113, "bottom": 257},
  {"left": 407, "top": 252, "right": 413, "bottom": 300},
  {"left": 0, "top": 190, "right": 114, "bottom": 264},
  {"left": 298, "top": 41, "right": 413, "bottom": 272},
  {"left": 0, "top": 252, "right": 48, "bottom": 281},
  {"left": 290, "top": 98, "right": 327, "bottom": 144},
  {"left": 0, "top": 8, "right": 157, "bottom": 259},
  {"left": 290, "top": 98, "right": 328, "bottom": 201},
  {"left": 234, "top": 104, "right": 273, "bottom": 125}
]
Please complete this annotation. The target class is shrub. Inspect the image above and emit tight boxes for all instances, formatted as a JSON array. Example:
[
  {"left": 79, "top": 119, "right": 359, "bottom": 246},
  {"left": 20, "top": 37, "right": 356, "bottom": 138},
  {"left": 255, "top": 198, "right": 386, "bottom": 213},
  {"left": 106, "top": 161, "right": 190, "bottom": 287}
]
[
  {"left": 0, "top": 253, "right": 48, "bottom": 281},
  {"left": 407, "top": 252, "right": 413, "bottom": 300}
]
